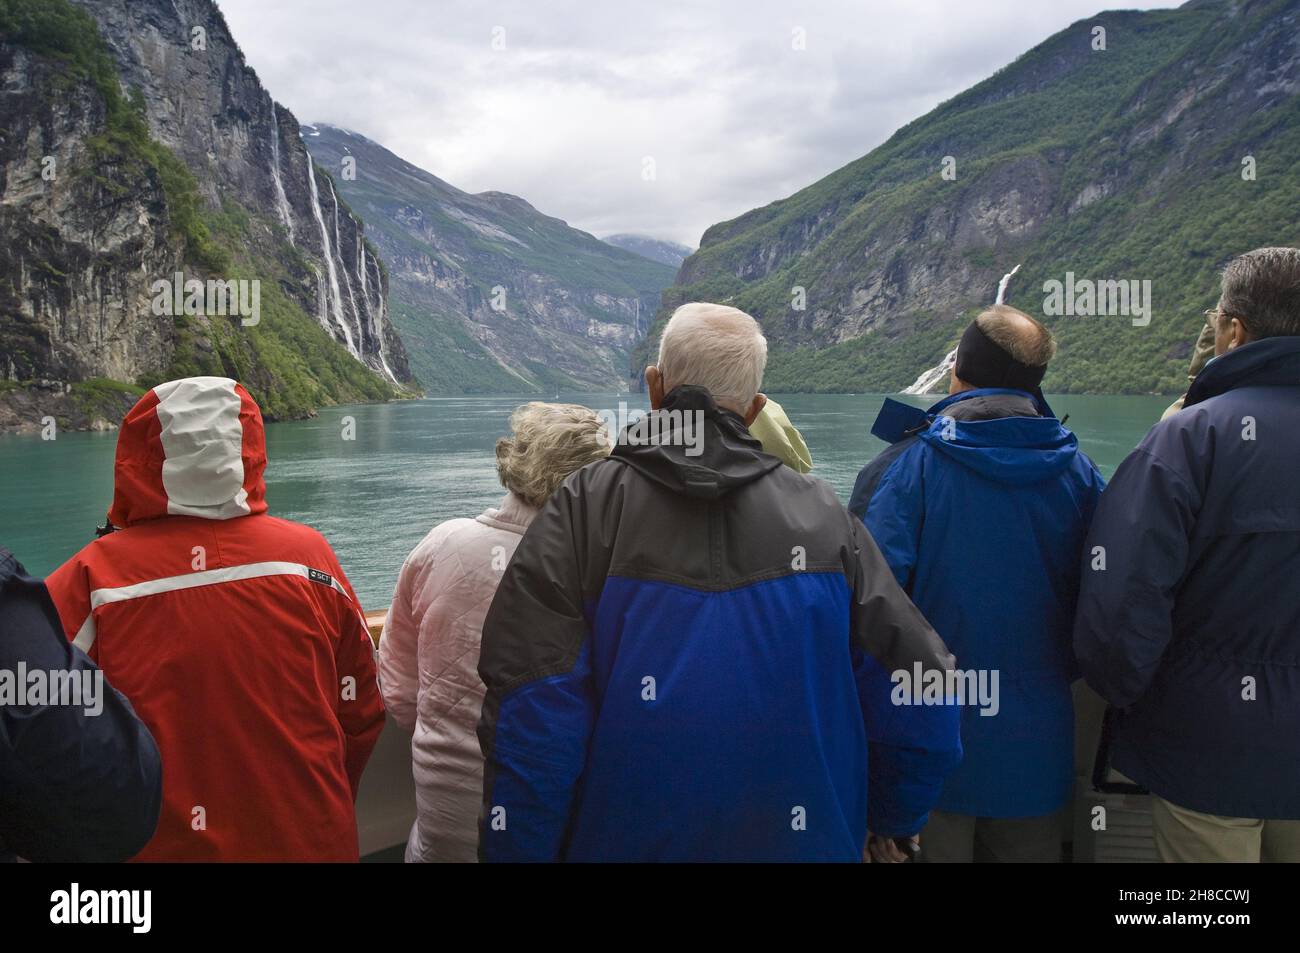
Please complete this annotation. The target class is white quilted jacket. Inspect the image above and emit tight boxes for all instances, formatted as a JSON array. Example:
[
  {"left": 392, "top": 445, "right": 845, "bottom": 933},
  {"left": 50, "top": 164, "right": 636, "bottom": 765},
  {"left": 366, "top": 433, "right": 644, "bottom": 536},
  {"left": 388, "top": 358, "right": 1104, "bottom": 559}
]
[{"left": 378, "top": 492, "right": 537, "bottom": 862}]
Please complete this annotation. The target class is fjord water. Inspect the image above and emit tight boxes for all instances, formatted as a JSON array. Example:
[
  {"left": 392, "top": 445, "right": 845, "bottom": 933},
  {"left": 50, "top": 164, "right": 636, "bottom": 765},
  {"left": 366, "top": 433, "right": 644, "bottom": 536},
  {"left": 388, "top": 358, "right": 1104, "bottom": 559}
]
[{"left": 0, "top": 393, "right": 1170, "bottom": 608}]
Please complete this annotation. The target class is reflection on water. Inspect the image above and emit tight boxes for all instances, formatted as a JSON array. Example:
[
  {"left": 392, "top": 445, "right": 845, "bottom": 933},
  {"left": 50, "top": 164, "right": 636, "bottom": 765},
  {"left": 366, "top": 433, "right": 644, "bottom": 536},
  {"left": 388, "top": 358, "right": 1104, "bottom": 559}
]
[{"left": 0, "top": 392, "right": 1170, "bottom": 607}]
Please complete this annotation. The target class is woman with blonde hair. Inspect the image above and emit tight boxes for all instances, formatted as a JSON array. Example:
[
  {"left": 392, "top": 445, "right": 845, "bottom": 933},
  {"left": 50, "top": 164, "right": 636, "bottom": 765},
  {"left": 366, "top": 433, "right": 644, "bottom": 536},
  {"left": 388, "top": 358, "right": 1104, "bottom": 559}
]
[{"left": 378, "top": 402, "right": 610, "bottom": 862}]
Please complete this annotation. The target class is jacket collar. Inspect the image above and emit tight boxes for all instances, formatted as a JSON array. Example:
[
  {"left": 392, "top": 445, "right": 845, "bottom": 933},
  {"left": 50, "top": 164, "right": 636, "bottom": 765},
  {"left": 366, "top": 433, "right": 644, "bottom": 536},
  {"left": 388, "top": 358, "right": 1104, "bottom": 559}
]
[
  {"left": 1185, "top": 336, "right": 1300, "bottom": 407},
  {"left": 476, "top": 492, "right": 538, "bottom": 535},
  {"left": 610, "top": 385, "right": 781, "bottom": 500},
  {"left": 871, "top": 388, "right": 1056, "bottom": 444}
]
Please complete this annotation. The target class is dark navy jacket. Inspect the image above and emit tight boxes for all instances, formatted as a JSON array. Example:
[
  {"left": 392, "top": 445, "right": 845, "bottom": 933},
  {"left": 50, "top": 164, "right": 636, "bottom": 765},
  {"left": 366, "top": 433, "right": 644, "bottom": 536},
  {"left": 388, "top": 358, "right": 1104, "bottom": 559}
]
[
  {"left": 1075, "top": 336, "right": 1300, "bottom": 819},
  {"left": 849, "top": 389, "right": 1106, "bottom": 818},
  {"left": 477, "top": 386, "right": 962, "bottom": 861},
  {"left": 0, "top": 547, "right": 162, "bottom": 862}
]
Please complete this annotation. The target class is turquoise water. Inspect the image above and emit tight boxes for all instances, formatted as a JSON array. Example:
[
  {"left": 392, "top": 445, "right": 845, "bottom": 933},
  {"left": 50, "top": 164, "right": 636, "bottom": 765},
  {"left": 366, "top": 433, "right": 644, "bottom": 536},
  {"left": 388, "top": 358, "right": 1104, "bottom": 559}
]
[{"left": 0, "top": 392, "right": 1170, "bottom": 608}]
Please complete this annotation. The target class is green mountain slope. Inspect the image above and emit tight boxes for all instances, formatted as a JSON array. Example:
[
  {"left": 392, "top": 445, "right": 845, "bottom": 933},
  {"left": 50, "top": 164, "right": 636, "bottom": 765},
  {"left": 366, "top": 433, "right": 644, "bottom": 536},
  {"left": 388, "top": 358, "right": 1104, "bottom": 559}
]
[
  {"left": 655, "top": 0, "right": 1300, "bottom": 394},
  {"left": 305, "top": 126, "right": 678, "bottom": 393}
]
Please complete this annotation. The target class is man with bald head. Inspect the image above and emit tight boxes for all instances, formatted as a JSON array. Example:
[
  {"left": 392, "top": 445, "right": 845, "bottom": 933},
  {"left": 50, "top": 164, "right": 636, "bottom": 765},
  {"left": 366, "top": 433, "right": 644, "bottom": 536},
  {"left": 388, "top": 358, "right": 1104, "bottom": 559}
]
[
  {"left": 477, "top": 302, "right": 962, "bottom": 862},
  {"left": 849, "top": 305, "right": 1106, "bottom": 862}
]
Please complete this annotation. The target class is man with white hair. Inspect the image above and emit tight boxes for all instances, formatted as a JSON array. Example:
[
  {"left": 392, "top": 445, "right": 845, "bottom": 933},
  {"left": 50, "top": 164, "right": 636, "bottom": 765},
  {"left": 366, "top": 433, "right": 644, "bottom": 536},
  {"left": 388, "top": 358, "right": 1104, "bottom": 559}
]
[{"left": 477, "top": 302, "right": 962, "bottom": 862}]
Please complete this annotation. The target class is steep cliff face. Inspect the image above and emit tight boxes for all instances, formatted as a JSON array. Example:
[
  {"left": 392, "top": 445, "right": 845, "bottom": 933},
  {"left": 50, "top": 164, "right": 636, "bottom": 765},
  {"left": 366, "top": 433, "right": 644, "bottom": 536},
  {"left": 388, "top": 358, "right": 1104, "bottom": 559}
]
[
  {"left": 0, "top": 36, "right": 179, "bottom": 386},
  {"left": 69, "top": 0, "right": 409, "bottom": 383},
  {"left": 659, "top": 0, "right": 1300, "bottom": 394},
  {"left": 305, "top": 125, "right": 677, "bottom": 393},
  {"left": 0, "top": 0, "right": 413, "bottom": 430}
]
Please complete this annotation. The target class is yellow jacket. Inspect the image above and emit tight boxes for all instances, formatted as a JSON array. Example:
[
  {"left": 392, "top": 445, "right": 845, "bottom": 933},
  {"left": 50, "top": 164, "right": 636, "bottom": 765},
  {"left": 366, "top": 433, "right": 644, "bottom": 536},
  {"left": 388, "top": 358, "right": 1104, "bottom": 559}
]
[{"left": 749, "top": 398, "right": 813, "bottom": 473}]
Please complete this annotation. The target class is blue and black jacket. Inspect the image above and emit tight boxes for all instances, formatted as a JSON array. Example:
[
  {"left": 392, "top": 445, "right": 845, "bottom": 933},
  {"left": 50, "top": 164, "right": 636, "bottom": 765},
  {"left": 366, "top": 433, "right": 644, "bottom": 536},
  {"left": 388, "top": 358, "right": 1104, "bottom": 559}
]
[
  {"left": 477, "top": 386, "right": 962, "bottom": 862},
  {"left": 849, "top": 389, "right": 1106, "bottom": 819},
  {"left": 0, "top": 547, "right": 162, "bottom": 862},
  {"left": 1075, "top": 336, "right": 1300, "bottom": 819}
]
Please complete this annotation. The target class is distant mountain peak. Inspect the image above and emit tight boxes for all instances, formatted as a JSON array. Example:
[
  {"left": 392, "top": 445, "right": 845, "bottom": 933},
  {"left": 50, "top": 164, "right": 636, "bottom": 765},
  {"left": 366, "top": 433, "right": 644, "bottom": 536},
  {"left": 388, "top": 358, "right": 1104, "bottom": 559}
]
[{"left": 603, "top": 235, "right": 695, "bottom": 269}]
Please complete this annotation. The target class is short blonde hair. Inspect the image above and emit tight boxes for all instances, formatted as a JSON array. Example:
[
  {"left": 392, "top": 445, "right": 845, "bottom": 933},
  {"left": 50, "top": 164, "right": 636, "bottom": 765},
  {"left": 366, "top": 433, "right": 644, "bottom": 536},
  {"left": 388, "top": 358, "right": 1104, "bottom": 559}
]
[
  {"left": 657, "top": 302, "right": 767, "bottom": 412},
  {"left": 495, "top": 402, "right": 611, "bottom": 508}
]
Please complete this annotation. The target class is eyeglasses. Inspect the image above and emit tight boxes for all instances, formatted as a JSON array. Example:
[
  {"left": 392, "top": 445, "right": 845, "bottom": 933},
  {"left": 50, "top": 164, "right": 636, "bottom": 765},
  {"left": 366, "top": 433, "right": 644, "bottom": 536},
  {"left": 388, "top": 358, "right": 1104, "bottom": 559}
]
[{"left": 1204, "top": 307, "right": 1247, "bottom": 325}]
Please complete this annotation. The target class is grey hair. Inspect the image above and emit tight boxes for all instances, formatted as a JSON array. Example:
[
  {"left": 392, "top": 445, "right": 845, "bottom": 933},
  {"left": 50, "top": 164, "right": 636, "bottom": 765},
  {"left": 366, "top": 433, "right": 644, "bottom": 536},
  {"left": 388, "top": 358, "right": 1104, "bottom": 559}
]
[
  {"left": 495, "top": 402, "right": 611, "bottom": 508},
  {"left": 656, "top": 302, "right": 768, "bottom": 412},
  {"left": 1220, "top": 246, "right": 1300, "bottom": 338},
  {"left": 975, "top": 304, "right": 1057, "bottom": 367}
]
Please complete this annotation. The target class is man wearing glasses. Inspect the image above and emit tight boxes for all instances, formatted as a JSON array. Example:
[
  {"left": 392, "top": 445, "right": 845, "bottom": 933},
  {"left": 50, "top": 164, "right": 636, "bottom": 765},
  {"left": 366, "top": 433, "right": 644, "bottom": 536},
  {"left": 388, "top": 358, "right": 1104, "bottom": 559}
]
[{"left": 1074, "top": 246, "right": 1300, "bottom": 862}]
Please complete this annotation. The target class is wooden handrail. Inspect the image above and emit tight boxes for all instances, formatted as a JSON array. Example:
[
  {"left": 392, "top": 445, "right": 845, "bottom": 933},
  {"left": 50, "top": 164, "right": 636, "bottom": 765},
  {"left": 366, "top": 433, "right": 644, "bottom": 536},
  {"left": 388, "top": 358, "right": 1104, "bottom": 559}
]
[{"left": 365, "top": 609, "right": 387, "bottom": 646}]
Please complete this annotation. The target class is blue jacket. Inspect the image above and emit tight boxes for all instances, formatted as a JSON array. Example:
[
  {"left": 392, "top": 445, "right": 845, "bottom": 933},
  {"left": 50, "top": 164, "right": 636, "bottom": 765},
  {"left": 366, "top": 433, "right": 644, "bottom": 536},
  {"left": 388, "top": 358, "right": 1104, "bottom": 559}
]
[
  {"left": 0, "top": 547, "right": 162, "bottom": 862},
  {"left": 1074, "top": 336, "right": 1300, "bottom": 819},
  {"left": 477, "top": 386, "right": 962, "bottom": 861},
  {"left": 849, "top": 389, "right": 1106, "bottom": 818}
]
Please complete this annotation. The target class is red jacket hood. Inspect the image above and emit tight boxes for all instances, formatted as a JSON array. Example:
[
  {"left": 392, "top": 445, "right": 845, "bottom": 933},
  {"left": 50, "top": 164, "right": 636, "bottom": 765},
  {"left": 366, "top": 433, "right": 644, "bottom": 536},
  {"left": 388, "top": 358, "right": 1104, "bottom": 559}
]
[{"left": 110, "top": 377, "right": 268, "bottom": 527}]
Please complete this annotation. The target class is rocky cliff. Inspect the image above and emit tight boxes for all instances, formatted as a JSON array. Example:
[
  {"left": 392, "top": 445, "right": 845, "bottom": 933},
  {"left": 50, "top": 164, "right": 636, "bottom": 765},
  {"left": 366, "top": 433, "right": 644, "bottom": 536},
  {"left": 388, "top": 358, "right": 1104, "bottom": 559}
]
[{"left": 0, "top": 0, "right": 413, "bottom": 431}]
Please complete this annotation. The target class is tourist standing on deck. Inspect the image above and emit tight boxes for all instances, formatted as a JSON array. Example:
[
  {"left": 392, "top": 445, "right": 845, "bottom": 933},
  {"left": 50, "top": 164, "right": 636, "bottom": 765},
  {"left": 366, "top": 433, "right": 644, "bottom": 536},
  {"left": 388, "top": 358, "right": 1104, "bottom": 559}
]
[
  {"left": 1075, "top": 247, "right": 1300, "bottom": 863},
  {"left": 849, "top": 305, "right": 1106, "bottom": 862},
  {"left": 45, "top": 377, "right": 384, "bottom": 861},
  {"left": 1, "top": 546, "right": 162, "bottom": 862},
  {"left": 378, "top": 402, "right": 610, "bottom": 863},
  {"left": 476, "top": 303, "right": 961, "bottom": 862}
]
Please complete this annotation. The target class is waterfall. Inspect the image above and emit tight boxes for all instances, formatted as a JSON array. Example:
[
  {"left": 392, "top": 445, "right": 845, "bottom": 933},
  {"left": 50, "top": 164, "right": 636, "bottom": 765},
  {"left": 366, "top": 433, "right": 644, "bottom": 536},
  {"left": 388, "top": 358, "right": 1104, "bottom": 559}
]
[
  {"left": 268, "top": 113, "right": 295, "bottom": 245},
  {"left": 903, "top": 348, "right": 957, "bottom": 395},
  {"left": 305, "top": 162, "right": 357, "bottom": 356},
  {"left": 327, "top": 178, "right": 366, "bottom": 356},
  {"left": 358, "top": 244, "right": 398, "bottom": 384},
  {"left": 996, "top": 263, "right": 1021, "bottom": 305}
]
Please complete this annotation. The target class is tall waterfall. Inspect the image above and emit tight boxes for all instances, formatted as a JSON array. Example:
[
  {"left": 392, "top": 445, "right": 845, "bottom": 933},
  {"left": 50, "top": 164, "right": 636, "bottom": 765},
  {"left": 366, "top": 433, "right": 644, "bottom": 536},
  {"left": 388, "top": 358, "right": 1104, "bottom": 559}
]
[
  {"left": 305, "top": 161, "right": 357, "bottom": 356},
  {"left": 327, "top": 178, "right": 365, "bottom": 356},
  {"left": 268, "top": 113, "right": 295, "bottom": 245},
  {"left": 358, "top": 242, "right": 398, "bottom": 383}
]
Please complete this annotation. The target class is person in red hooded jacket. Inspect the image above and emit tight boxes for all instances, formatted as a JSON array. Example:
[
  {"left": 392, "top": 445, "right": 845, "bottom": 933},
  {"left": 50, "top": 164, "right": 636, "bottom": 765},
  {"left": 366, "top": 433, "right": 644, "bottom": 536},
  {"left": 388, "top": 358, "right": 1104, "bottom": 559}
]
[{"left": 46, "top": 376, "right": 384, "bottom": 861}]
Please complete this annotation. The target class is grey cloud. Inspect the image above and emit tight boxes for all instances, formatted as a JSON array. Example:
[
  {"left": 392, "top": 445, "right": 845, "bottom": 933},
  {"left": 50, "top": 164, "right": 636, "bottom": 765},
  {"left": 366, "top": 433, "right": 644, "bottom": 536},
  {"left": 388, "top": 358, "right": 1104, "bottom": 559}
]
[{"left": 216, "top": 0, "right": 1182, "bottom": 246}]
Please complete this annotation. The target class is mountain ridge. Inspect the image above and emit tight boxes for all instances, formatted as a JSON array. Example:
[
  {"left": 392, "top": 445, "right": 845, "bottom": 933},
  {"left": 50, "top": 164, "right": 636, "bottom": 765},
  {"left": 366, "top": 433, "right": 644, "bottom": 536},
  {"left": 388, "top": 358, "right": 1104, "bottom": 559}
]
[
  {"left": 304, "top": 124, "right": 678, "bottom": 393},
  {"left": 653, "top": 0, "right": 1300, "bottom": 395},
  {"left": 603, "top": 234, "right": 695, "bottom": 269}
]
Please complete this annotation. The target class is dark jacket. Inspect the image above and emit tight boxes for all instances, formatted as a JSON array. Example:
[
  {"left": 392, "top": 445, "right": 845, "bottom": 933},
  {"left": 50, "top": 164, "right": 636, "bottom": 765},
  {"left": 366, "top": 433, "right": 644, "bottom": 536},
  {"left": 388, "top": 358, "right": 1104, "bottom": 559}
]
[
  {"left": 0, "top": 548, "right": 162, "bottom": 862},
  {"left": 849, "top": 388, "right": 1106, "bottom": 818},
  {"left": 1075, "top": 336, "right": 1300, "bottom": 819},
  {"left": 477, "top": 385, "right": 961, "bottom": 862}
]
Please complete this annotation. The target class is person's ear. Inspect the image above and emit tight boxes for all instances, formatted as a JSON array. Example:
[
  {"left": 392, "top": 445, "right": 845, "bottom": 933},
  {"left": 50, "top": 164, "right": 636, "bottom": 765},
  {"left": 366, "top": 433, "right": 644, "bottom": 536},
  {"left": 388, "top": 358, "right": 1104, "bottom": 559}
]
[
  {"left": 1230, "top": 317, "right": 1250, "bottom": 350},
  {"left": 743, "top": 393, "right": 767, "bottom": 427},
  {"left": 646, "top": 365, "right": 665, "bottom": 409}
]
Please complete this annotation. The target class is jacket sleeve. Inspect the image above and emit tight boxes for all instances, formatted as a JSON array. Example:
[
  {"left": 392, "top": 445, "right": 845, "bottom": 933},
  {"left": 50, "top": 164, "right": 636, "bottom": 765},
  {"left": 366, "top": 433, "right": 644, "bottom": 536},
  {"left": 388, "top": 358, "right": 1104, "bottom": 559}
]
[
  {"left": 859, "top": 443, "right": 924, "bottom": 591},
  {"left": 477, "top": 480, "right": 597, "bottom": 862},
  {"left": 333, "top": 568, "right": 386, "bottom": 799},
  {"left": 1, "top": 553, "right": 162, "bottom": 862},
  {"left": 1073, "top": 445, "right": 1199, "bottom": 708},
  {"left": 377, "top": 547, "right": 423, "bottom": 734},
  {"left": 44, "top": 550, "right": 96, "bottom": 652},
  {"left": 844, "top": 515, "right": 962, "bottom": 838}
]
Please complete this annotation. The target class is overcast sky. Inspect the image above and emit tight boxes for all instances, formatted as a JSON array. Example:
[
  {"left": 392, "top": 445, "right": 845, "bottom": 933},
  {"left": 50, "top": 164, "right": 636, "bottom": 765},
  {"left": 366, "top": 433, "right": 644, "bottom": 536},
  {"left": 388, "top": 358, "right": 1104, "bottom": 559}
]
[{"left": 216, "top": 0, "right": 1182, "bottom": 247}]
